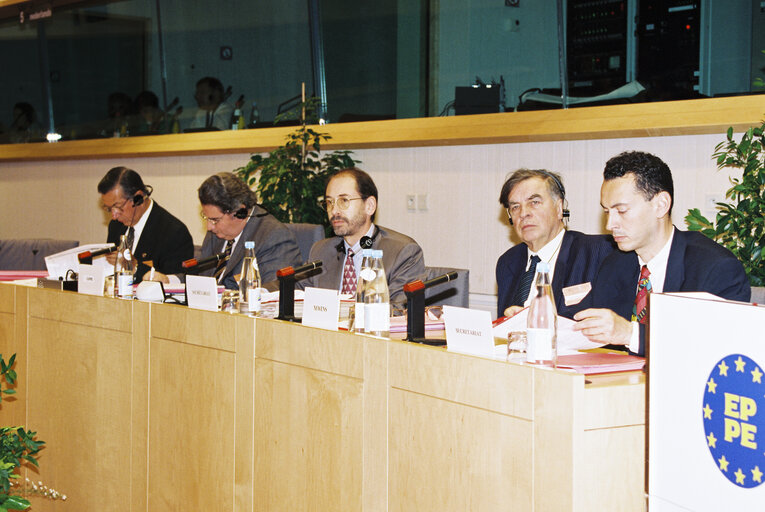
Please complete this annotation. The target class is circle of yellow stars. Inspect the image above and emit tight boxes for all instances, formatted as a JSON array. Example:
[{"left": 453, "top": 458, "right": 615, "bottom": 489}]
[{"left": 703, "top": 355, "right": 764, "bottom": 487}]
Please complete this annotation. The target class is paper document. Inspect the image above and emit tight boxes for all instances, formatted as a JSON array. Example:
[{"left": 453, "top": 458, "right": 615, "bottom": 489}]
[
  {"left": 492, "top": 307, "right": 604, "bottom": 355},
  {"left": 44, "top": 243, "right": 114, "bottom": 280}
]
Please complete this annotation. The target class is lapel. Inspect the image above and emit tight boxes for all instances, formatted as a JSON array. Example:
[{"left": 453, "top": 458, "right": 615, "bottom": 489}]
[
  {"left": 663, "top": 228, "right": 686, "bottom": 292},
  {"left": 133, "top": 204, "right": 156, "bottom": 263},
  {"left": 222, "top": 214, "right": 260, "bottom": 282},
  {"left": 551, "top": 230, "right": 572, "bottom": 311}
]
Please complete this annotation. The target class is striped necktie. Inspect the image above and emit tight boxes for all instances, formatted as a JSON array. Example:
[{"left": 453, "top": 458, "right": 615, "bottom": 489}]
[
  {"left": 632, "top": 265, "right": 652, "bottom": 324},
  {"left": 214, "top": 240, "right": 234, "bottom": 281},
  {"left": 126, "top": 226, "right": 135, "bottom": 252},
  {"left": 511, "top": 255, "right": 541, "bottom": 307}
]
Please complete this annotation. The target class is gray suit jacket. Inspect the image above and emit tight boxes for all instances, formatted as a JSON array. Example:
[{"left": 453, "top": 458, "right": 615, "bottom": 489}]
[
  {"left": 199, "top": 205, "right": 302, "bottom": 290},
  {"left": 300, "top": 225, "right": 426, "bottom": 305}
]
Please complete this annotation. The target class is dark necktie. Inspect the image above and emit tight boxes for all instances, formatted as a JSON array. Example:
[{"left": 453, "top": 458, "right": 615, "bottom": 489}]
[
  {"left": 126, "top": 226, "right": 135, "bottom": 252},
  {"left": 632, "top": 265, "right": 652, "bottom": 324},
  {"left": 341, "top": 249, "right": 357, "bottom": 295},
  {"left": 511, "top": 255, "right": 541, "bottom": 306},
  {"left": 214, "top": 240, "right": 234, "bottom": 281}
]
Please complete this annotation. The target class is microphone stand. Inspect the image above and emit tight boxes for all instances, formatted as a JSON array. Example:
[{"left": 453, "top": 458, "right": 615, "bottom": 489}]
[
  {"left": 276, "top": 261, "right": 322, "bottom": 321},
  {"left": 404, "top": 271, "right": 457, "bottom": 346}
]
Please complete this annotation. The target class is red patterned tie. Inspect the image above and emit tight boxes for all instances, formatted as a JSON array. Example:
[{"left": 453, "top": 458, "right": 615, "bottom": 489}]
[
  {"left": 632, "top": 265, "right": 652, "bottom": 324},
  {"left": 341, "top": 249, "right": 357, "bottom": 295}
]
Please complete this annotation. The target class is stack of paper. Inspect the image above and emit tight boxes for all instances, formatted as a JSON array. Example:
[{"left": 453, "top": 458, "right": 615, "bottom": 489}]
[{"left": 555, "top": 352, "right": 645, "bottom": 374}]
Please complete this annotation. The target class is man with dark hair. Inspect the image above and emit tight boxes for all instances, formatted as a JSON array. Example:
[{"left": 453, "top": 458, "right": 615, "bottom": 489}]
[
  {"left": 189, "top": 76, "right": 232, "bottom": 131},
  {"left": 496, "top": 168, "right": 614, "bottom": 318},
  {"left": 194, "top": 172, "right": 302, "bottom": 289},
  {"left": 574, "top": 151, "right": 750, "bottom": 356},
  {"left": 98, "top": 166, "right": 193, "bottom": 283},
  {"left": 300, "top": 167, "right": 425, "bottom": 305}
]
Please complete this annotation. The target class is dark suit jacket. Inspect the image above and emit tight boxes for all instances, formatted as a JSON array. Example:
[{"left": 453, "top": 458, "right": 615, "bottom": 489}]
[
  {"left": 199, "top": 205, "right": 302, "bottom": 290},
  {"left": 592, "top": 228, "right": 751, "bottom": 356},
  {"left": 496, "top": 230, "right": 615, "bottom": 318},
  {"left": 107, "top": 200, "right": 193, "bottom": 283},
  {"left": 300, "top": 225, "right": 426, "bottom": 305}
]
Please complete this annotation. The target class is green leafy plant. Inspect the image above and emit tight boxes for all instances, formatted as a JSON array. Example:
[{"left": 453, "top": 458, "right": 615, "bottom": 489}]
[
  {"left": 0, "top": 354, "right": 45, "bottom": 512},
  {"left": 235, "top": 97, "right": 359, "bottom": 231},
  {"left": 685, "top": 122, "right": 765, "bottom": 286}
]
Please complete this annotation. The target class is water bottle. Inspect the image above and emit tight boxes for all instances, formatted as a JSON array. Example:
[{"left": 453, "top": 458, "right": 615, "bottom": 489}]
[
  {"left": 364, "top": 250, "right": 390, "bottom": 337},
  {"left": 526, "top": 261, "right": 557, "bottom": 365},
  {"left": 114, "top": 234, "right": 135, "bottom": 299},
  {"left": 239, "top": 241, "right": 261, "bottom": 315},
  {"left": 350, "top": 249, "right": 373, "bottom": 333},
  {"left": 249, "top": 101, "right": 260, "bottom": 127},
  {"left": 230, "top": 107, "right": 243, "bottom": 130}
]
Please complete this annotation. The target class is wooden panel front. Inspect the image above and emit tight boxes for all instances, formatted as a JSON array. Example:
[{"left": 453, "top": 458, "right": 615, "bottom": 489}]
[{"left": 26, "top": 317, "right": 135, "bottom": 511}]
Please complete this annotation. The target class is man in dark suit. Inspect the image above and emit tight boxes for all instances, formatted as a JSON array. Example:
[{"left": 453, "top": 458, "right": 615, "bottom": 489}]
[
  {"left": 573, "top": 151, "right": 750, "bottom": 356},
  {"left": 299, "top": 167, "right": 425, "bottom": 306},
  {"left": 496, "top": 169, "right": 614, "bottom": 319},
  {"left": 194, "top": 172, "right": 302, "bottom": 290},
  {"left": 99, "top": 166, "right": 193, "bottom": 283}
]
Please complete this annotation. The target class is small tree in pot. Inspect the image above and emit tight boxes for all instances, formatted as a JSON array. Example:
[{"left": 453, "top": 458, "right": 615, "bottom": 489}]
[{"left": 685, "top": 121, "right": 765, "bottom": 286}]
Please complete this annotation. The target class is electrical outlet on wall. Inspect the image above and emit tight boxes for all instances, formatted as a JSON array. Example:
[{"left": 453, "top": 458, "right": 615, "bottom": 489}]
[
  {"left": 705, "top": 194, "right": 724, "bottom": 216},
  {"left": 406, "top": 194, "right": 416, "bottom": 211}
]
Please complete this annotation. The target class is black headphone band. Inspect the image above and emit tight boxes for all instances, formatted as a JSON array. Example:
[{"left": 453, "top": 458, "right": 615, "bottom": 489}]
[
  {"left": 507, "top": 172, "right": 569, "bottom": 225},
  {"left": 336, "top": 226, "right": 381, "bottom": 254}
]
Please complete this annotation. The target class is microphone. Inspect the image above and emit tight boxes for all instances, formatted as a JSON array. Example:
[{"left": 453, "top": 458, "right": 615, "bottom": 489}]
[
  {"left": 78, "top": 245, "right": 117, "bottom": 263},
  {"left": 403, "top": 271, "right": 458, "bottom": 294},
  {"left": 276, "top": 260, "right": 323, "bottom": 278},
  {"left": 182, "top": 252, "right": 227, "bottom": 273}
]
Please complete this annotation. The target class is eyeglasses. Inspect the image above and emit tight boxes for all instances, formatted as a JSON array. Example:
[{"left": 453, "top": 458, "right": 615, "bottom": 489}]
[
  {"left": 322, "top": 197, "right": 363, "bottom": 211},
  {"left": 201, "top": 212, "right": 225, "bottom": 225},
  {"left": 101, "top": 197, "right": 130, "bottom": 213}
]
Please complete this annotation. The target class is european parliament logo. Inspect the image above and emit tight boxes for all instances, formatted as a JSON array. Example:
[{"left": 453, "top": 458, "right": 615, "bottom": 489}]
[{"left": 703, "top": 354, "right": 765, "bottom": 488}]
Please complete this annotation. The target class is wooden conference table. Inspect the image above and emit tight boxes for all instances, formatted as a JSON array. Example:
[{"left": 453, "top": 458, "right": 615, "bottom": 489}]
[{"left": 0, "top": 283, "right": 645, "bottom": 511}]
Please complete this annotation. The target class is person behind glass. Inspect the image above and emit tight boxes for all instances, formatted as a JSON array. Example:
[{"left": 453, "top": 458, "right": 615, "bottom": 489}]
[
  {"left": 299, "top": 167, "right": 426, "bottom": 308},
  {"left": 573, "top": 151, "right": 751, "bottom": 356},
  {"left": 496, "top": 169, "right": 615, "bottom": 319},
  {"left": 192, "top": 172, "right": 302, "bottom": 290},
  {"left": 133, "top": 90, "right": 167, "bottom": 135},
  {"left": 99, "top": 166, "right": 194, "bottom": 283},
  {"left": 189, "top": 77, "right": 232, "bottom": 131},
  {"left": 7, "top": 102, "right": 43, "bottom": 143},
  {"left": 103, "top": 92, "right": 133, "bottom": 137}
]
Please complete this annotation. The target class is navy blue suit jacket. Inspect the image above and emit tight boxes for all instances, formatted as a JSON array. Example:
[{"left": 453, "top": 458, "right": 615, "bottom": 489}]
[
  {"left": 496, "top": 230, "right": 615, "bottom": 318},
  {"left": 591, "top": 228, "right": 751, "bottom": 356}
]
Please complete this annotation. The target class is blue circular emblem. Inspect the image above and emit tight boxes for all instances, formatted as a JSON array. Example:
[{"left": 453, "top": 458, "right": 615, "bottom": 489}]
[{"left": 703, "top": 354, "right": 765, "bottom": 488}]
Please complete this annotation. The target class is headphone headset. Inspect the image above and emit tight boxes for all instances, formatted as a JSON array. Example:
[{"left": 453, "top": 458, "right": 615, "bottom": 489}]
[
  {"left": 336, "top": 226, "right": 381, "bottom": 255},
  {"left": 233, "top": 207, "right": 249, "bottom": 219},
  {"left": 508, "top": 171, "right": 570, "bottom": 225},
  {"left": 130, "top": 185, "right": 152, "bottom": 207}
]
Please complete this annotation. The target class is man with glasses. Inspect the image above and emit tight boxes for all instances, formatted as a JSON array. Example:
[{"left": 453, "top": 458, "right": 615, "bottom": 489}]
[
  {"left": 98, "top": 166, "right": 193, "bottom": 283},
  {"left": 496, "top": 168, "right": 614, "bottom": 319},
  {"left": 300, "top": 167, "right": 425, "bottom": 306},
  {"left": 190, "top": 171, "right": 301, "bottom": 290}
]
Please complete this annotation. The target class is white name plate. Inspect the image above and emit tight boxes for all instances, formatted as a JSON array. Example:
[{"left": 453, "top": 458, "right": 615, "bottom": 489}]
[
  {"left": 302, "top": 287, "right": 340, "bottom": 330},
  {"left": 186, "top": 275, "right": 219, "bottom": 312},
  {"left": 443, "top": 305, "right": 495, "bottom": 357},
  {"left": 77, "top": 264, "right": 105, "bottom": 296}
]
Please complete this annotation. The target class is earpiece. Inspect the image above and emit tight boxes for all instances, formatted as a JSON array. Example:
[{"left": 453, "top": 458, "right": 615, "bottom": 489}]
[
  {"left": 132, "top": 193, "right": 144, "bottom": 207},
  {"left": 233, "top": 207, "right": 249, "bottom": 219}
]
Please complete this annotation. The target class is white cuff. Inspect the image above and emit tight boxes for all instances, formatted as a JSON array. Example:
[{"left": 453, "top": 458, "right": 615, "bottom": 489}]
[{"left": 628, "top": 321, "right": 640, "bottom": 353}]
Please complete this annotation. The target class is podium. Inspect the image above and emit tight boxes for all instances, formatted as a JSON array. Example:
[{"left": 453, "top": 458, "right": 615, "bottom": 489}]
[{"left": 648, "top": 293, "right": 765, "bottom": 510}]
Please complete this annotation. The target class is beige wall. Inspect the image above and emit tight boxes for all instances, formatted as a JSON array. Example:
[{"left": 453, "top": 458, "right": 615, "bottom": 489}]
[{"left": 0, "top": 133, "right": 738, "bottom": 300}]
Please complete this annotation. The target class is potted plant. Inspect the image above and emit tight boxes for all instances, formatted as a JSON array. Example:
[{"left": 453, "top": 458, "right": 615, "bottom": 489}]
[
  {"left": 235, "top": 98, "right": 359, "bottom": 232},
  {"left": 685, "top": 120, "right": 765, "bottom": 287},
  {"left": 0, "top": 354, "right": 64, "bottom": 511}
]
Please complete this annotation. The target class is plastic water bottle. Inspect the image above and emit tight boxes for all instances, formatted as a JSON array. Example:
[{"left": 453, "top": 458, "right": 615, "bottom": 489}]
[
  {"left": 249, "top": 101, "right": 260, "bottom": 127},
  {"left": 230, "top": 107, "right": 243, "bottom": 130},
  {"left": 351, "top": 249, "right": 373, "bottom": 333},
  {"left": 114, "top": 234, "right": 135, "bottom": 299},
  {"left": 364, "top": 250, "right": 390, "bottom": 337},
  {"left": 526, "top": 261, "right": 557, "bottom": 366},
  {"left": 239, "top": 241, "right": 261, "bottom": 315}
]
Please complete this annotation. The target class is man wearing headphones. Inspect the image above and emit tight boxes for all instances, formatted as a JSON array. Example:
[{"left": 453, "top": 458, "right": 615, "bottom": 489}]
[
  {"left": 189, "top": 76, "right": 232, "bottom": 131},
  {"left": 496, "top": 168, "right": 615, "bottom": 319},
  {"left": 300, "top": 167, "right": 426, "bottom": 306},
  {"left": 193, "top": 172, "right": 302, "bottom": 290},
  {"left": 98, "top": 166, "right": 194, "bottom": 283}
]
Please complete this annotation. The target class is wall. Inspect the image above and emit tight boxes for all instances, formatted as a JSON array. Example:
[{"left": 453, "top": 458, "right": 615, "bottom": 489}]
[{"left": 0, "top": 132, "right": 738, "bottom": 313}]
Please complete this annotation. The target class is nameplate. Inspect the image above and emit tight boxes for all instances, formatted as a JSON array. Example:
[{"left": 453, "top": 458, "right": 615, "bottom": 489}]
[
  {"left": 302, "top": 287, "right": 340, "bottom": 330},
  {"left": 77, "top": 264, "right": 105, "bottom": 296},
  {"left": 443, "top": 305, "right": 495, "bottom": 357},
  {"left": 186, "top": 275, "right": 219, "bottom": 312}
]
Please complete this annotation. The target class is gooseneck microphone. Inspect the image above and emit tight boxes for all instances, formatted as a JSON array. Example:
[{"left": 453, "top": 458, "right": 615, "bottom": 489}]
[
  {"left": 182, "top": 252, "right": 227, "bottom": 273},
  {"left": 403, "top": 271, "right": 458, "bottom": 345},
  {"left": 78, "top": 245, "right": 117, "bottom": 264}
]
